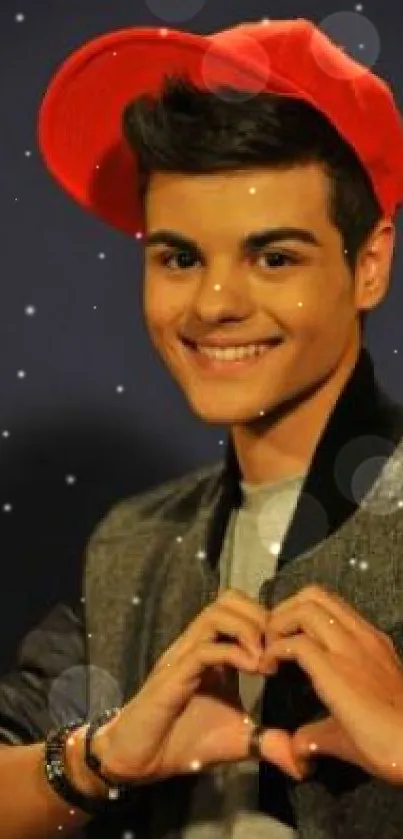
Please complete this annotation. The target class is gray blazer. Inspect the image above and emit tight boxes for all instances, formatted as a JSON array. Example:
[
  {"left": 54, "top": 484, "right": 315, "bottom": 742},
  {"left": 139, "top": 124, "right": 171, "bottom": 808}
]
[{"left": 84, "top": 347, "right": 403, "bottom": 839}]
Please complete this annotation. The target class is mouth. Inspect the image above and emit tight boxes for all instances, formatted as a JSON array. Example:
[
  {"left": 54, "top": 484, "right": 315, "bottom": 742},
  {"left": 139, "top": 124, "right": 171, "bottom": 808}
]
[{"left": 180, "top": 337, "right": 284, "bottom": 374}]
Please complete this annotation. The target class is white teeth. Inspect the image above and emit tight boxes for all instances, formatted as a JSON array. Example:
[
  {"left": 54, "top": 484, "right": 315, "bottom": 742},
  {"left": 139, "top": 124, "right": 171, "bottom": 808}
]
[{"left": 197, "top": 343, "right": 269, "bottom": 361}]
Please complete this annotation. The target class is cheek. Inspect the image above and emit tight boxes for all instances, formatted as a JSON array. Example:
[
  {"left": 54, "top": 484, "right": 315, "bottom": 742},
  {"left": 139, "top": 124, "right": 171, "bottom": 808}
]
[
  {"left": 143, "top": 272, "right": 184, "bottom": 325},
  {"left": 143, "top": 296, "right": 182, "bottom": 356},
  {"left": 275, "top": 281, "right": 350, "bottom": 336},
  {"left": 143, "top": 278, "right": 168, "bottom": 331}
]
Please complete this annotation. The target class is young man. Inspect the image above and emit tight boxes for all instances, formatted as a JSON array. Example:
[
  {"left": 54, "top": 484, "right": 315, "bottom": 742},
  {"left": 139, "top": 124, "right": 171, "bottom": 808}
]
[{"left": 1, "top": 16, "right": 403, "bottom": 839}]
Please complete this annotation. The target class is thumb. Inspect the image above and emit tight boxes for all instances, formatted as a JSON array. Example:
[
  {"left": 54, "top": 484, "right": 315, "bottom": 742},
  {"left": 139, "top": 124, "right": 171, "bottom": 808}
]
[
  {"left": 292, "top": 717, "right": 354, "bottom": 764},
  {"left": 259, "top": 728, "right": 307, "bottom": 781}
]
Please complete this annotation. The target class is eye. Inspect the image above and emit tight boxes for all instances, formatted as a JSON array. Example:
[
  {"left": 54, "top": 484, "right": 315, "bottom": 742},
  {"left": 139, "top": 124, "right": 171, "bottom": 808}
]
[
  {"left": 258, "top": 251, "right": 299, "bottom": 269},
  {"left": 157, "top": 250, "right": 200, "bottom": 270}
]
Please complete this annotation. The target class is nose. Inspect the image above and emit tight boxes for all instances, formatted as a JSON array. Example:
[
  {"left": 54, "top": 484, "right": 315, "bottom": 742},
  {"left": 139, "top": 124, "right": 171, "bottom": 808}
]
[{"left": 190, "top": 265, "right": 254, "bottom": 323}]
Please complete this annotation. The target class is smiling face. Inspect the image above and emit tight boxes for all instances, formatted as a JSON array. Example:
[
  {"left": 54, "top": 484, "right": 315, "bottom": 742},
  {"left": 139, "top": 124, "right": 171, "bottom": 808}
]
[{"left": 142, "top": 163, "right": 391, "bottom": 433}]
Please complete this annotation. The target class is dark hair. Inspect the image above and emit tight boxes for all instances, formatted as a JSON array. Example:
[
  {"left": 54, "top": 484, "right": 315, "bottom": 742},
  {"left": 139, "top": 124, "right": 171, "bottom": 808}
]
[{"left": 123, "top": 75, "right": 386, "bottom": 333}]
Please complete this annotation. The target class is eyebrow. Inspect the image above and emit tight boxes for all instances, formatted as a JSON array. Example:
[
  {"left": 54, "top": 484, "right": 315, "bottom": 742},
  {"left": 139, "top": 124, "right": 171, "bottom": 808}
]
[{"left": 143, "top": 227, "right": 322, "bottom": 252}]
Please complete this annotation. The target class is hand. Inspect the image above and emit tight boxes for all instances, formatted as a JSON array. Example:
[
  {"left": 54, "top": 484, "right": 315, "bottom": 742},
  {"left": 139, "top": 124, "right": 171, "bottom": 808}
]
[
  {"left": 95, "top": 589, "right": 305, "bottom": 785},
  {"left": 260, "top": 584, "right": 403, "bottom": 785}
]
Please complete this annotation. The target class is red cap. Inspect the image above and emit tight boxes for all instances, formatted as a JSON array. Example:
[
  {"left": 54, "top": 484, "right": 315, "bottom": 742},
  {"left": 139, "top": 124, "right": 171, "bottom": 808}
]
[{"left": 38, "top": 18, "right": 403, "bottom": 236}]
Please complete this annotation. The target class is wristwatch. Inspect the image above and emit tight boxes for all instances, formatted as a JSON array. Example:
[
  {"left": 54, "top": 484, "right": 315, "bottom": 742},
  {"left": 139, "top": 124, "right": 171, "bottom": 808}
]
[{"left": 44, "top": 710, "right": 137, "bottom": 816}]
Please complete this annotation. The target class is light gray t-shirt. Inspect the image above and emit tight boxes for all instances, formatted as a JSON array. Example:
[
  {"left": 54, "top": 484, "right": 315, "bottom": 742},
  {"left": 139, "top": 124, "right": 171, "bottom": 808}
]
[{"left": 183, "top": 470, "right": 306, "bottom": 839}]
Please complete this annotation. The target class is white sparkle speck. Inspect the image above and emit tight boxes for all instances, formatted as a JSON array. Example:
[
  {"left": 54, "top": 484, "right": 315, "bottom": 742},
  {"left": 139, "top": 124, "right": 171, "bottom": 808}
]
[
  {"left": 24, "top": 305, "right": 36, "bottom": 316},
  {"left": 349, "top": 557, "right": 357, "bottom": 566},
  {"left": 122, "top": 831, "right": 135, "bottom": 839},
  {"left": 269, "top": 542, "right": 281, "bottom": 556},
  {"left": 359, "top": 560, "right": 368, "bottom": 571},
  {"left": 108, "top": 788, "right": 120, "bottom": 800},
  {"left": 196, "top": 549, "right": 206, "bottom": 560},
  {"left": 98, "top": 252, "right": 106, "bottom": 260},
  {"left": 17, "top": 370, "right": 26, "bottom": 379},
  {"left": 394, "top": 349, "right": 399, "bottom": 354},
  {"left": 15, "top": 13, "right": 25, "bottom": 22},
  {"left": 2, "top": 504, "right": 12, "bottom": 513},
  {"left": 309, "top": 742, "right": 318, "bottom": 752},
  {"left": 93, "top": 305, "right": 97, "bottom": 310},
  {"left": 24, "top": 150, "right": 32, "bottom": 157},
  {"left": 176, "top": 536, "right": 183, "bottom": 543},
  {"left": 355, "top": 3, "right": 364, "bottom": 10},
  {"left": 135, "top": 231, "right": 143, "bottom": 239},
  {"left": 189, "top": 759, "right": 201, "bottom": 771},
  {"left": 2, "top": 431, "right": 10, "bottom": 438},
  {"left": 66, "top": 475, "right": 76, "bottom": 485},
  {"left": 159, "top": 28, "right": 168, "bottom": 37},
  {"left": 80, "top": 596, "right": 86, "bottom": 603},
  {"left": 132, "top": 595, "right": 141, "bottom": 605},
  {"left": 116, "top": 385, "right": 125, "bottom": 393},
  {"left": 219, "top": 439, "right": 224, "bottom": 446}
]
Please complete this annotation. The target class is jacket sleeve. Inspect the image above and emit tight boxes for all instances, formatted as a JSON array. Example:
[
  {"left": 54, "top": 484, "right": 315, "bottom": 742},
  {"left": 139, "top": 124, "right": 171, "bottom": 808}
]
[{"left": 0, "top": 597, "right": 87, "bottom": 744}]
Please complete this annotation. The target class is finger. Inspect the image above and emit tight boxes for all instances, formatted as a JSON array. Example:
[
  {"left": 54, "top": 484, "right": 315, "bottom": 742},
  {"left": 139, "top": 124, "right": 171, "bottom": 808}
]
[
  {"left": 257, "top": 728, "right": 308, "bottom": 781},
  {"left": 267, "top": 601, "right": 357, "bottom": 656},
  {"left": 157, "top": 601, "right": 268, "bottom": 671},
  {"left": 153, "top": 638, "right": 261, "bottom": 687},
  {"left": 292, "top": 717, "right": 359, "bottom": 766},
  {"left": 271, "top": 584, "right": 380, "bottom": 645},
  {"left": 216, "top": 589, "right": 272, "bottom": 645}
]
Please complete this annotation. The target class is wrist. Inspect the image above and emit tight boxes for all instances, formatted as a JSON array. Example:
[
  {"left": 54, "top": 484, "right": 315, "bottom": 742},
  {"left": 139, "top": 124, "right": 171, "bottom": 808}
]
[{"left": 87, "top": 717, "right": 130, "bottom": 786}]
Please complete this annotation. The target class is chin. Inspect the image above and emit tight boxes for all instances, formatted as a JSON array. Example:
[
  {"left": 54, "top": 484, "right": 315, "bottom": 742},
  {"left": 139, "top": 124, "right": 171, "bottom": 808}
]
[{"left": 186, "top": 399, "right": 268, "bottom": 426}]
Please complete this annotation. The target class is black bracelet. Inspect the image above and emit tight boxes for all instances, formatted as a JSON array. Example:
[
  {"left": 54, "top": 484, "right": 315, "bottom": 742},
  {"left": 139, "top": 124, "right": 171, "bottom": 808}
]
[
  {"left": 84, "top": 707, "right": 132, "bottom": 797},
  {"left": 44, "top": 714, "right": 136, "bottom": 817},
  {"left": 45, "top": 719, "right": 111, "bottom": 816}
]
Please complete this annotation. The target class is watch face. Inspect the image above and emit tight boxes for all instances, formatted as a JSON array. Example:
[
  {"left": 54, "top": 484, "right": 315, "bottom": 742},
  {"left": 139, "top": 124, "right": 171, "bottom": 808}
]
[{"left": 44, "top": 721, "right": 105, "bottom": 815}]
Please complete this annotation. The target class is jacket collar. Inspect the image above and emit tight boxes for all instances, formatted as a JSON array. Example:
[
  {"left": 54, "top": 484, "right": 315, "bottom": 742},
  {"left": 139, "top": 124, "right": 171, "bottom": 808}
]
[{"left": 207, "top": 346, "right": 403, "bottom": 572}]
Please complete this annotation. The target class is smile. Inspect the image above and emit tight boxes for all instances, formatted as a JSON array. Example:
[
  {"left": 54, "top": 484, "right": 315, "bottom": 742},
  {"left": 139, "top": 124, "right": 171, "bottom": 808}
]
[{"left": 181, "top": 338, "right": 284, "bottom": 373}]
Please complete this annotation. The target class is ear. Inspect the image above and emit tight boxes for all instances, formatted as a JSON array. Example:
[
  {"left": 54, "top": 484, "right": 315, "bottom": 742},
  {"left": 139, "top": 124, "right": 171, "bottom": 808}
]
[{"left": 355, "top": 219, "right": 396, "bottom": 314}]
